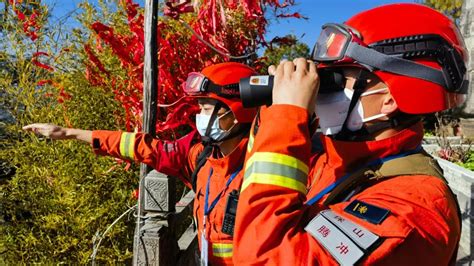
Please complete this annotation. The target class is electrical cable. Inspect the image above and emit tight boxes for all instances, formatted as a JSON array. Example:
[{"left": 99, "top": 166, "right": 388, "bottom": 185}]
[
  {"left": 177, "top": 19, "right": 256, "bottom": 60},
  {"left": 90, "top": 204, "right": 137, "bottom": 265}
]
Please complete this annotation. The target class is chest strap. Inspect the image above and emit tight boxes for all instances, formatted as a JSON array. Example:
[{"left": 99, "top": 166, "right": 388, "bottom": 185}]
[{"left": 323, "top": 151, "right": 445, "bottom": 206}]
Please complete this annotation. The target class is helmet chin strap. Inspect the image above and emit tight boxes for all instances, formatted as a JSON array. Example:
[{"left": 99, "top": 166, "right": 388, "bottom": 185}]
[
  {"left": 213, "top": 122, "right": 246, "bottom": 143},
  {"left": 190, "top": 103, "right": 251, "bottom": 191},
  {"left": 200, "top": 101, "right": 222, "bottom": 145},
  {"left": 201, "top": 102, "right": 248, "bottom": 145},
  {"left": 335, "top": 71, "right": 368, "bottom": 141},
  {"left": 333, "top": 71, "right": 421, "bottom": 141},
  {"left": 340, "top": 114, "right": 421, "bottom": 141}
]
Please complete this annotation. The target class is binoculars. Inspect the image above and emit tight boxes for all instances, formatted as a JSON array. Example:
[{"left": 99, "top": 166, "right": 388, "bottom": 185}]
[{"left": 239, "top": 69, "right": 346, "bottom": 108}]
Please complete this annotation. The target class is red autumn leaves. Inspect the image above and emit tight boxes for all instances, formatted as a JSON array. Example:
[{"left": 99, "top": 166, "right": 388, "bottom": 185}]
[
  {"left": 10, "top": 0, "right": 41, "bottom": 41},
  {"left": 9, "top": 1, "right": 71, "bottom": 104},
  {"left": 12, "top": 0, "right": 303, "bottom": 137},
  {"left": 88, "top": 0, "right": 302, "bottom": 135},
  {"left": 84, "top": 0, "right": 146, "bottom": 132},
  {"left": 10, "top": 1, "right": 53, "bottom": 71},
  {"left": 31, "top": 52, "right": 54, "bottom": 72}
]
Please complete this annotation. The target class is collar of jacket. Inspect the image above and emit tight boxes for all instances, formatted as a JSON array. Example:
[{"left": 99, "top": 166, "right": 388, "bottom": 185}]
[
  {"left": 319, "top": 122, "right": 424, "bottom": 173},
  {"left": 207, "top": 137, "right": 248, "bottom": 177}
]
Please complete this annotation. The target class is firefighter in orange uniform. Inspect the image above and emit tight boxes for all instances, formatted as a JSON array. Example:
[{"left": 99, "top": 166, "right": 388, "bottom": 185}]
[
  {"left": 234, "top": 4, "right": 466, "bottom": 265},
  {"left": 23, "top": 62, "right": 257, "bottom": 266}
]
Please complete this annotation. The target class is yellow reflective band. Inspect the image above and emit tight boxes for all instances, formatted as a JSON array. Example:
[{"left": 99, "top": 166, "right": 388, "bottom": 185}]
[
  {"left": 244, "top": 160, "right": 307, "bottom": 183},
  {"left": 243, "top": 152, "right": 308, "bottom": 193},
  {"left": 241, "top": 173, "right": 307, "bottom": 194},
  {"left": 213, "top": 251, "right": 233, "bottom": 258},
  {"left": 212, "top": 243, "right": 233, "bottom": 248},
  {"left": 247, "top": 132, "right": 254, "bottom": 152},
  {"left": 212, "top": 243, "right": 233, "bottom": 258},
  {"left": 245, "top": 152, "right": 308, "bottom": 174},
  {"left": 119, "top": 132, "right": 136, "bottom": 159}
]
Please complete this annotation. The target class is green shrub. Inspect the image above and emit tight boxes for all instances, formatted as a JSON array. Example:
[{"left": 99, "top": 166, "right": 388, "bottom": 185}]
[
  {"left": 0, "top": 1, "right": 141, "bottom": 263},
  {"left": 0, "top": 65, "right": 140, "bottom": 263},
  {"left": 457, "top": 150, "right": 474, "bottom": 171}
]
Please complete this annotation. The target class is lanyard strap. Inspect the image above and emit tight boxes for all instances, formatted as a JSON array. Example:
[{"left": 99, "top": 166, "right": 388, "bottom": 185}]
[
  {"left": 204, "top": 165, "right": 242, "bottom": 216},
  {"left": 306, "top": 145, "right": 422, "bottom": 206}
]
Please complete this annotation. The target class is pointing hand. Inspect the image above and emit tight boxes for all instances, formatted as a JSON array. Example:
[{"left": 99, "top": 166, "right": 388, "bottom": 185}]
[{"left": 22, "top": 123, "right": 69, "bottom": 140}]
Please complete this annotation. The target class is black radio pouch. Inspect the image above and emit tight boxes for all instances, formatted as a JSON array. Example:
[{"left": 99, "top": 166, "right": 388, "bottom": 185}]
[{"left": 221, "top": 189, "right": 239, "bottom": 236}]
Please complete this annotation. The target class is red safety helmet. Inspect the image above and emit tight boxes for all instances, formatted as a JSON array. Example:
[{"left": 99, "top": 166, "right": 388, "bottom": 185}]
[
  {"left": 313, "top": 3, "right": 468, "bottom": 114},
  {"left": 184, "top": 62, "right": 257, "bottom": 123}
]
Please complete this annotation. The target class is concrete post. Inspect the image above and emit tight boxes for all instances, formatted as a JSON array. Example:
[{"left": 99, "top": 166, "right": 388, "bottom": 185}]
[{"left": 460, "top": 0, "right": 474, "bottom": 115}]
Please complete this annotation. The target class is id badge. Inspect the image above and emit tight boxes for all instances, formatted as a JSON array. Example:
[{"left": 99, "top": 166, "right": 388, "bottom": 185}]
[{"left": 200, "top": 219, "right": 208, "bottom": 266}]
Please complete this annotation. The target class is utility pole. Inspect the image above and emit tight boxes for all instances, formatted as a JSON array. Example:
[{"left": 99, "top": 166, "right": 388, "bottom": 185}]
[
  {"left": 133, "top": 1, "right": 178, "bottom": 265},
  {"left": 139, "top": 0, "right": 158, "bottom": 177}
]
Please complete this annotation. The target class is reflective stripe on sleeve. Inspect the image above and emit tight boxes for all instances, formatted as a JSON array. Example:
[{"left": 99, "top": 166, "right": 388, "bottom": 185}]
[
  {"left": 212, "top": 243, "right": 233, "bottom": 258},
  {"left": 247, "top": 131, "right": 254, "bottom": 152},
  {"left": 119, "top": 132, "right": 136, "bottom": 160},
  {"left": 242, "top": 152, "right": 308, "bottom": 193}
]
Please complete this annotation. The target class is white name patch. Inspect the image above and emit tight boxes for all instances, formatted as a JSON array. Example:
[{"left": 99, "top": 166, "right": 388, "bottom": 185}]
[
  {"left": 321, "top": 210, "right": 379, "bottom": 250},
  {"left": 305, "top": 214, "right": 364, "bottom": 265},
  {"left": 305, "top": 210, "right": 380, "bottom": 265}
]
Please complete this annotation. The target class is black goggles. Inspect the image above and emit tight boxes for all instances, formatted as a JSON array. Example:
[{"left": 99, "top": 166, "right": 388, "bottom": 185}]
[{"left": 311, "top": 23, "right": 467, "bottom": 93}]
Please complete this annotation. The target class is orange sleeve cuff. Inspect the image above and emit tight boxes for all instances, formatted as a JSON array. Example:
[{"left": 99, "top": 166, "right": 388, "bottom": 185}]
[{"left": 91, "top": 130, "right": 123, "bottom": 157}]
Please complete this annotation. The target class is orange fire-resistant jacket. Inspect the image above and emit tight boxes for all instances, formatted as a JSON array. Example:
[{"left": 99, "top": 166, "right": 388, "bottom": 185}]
[
  {"left": 92, "top": 130, "right": 248, "bottom": 265},
  {"left": 234, "top": 105, "right": 460, "bottom": 265}
]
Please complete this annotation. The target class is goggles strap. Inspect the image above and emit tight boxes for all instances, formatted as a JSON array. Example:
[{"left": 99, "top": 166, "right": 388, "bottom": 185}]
[
  {"left": 346, "top": 42, "right": 448, "bottom": 89},
  {"left": 206, "top": 82, "right": 240, "bottom": 98}
]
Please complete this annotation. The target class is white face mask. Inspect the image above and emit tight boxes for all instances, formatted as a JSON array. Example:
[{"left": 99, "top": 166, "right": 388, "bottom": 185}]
[
  {"left": 315, "top": 87, "right": 388, "bottom": 135},
  {"left": 196, "top": 110, "right": 234, "bottom": 140}
]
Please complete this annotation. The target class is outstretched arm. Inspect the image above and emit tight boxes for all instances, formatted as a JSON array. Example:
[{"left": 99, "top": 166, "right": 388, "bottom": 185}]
[
  {"left": 23, "top": 123, "right": 92, "bottom": 143},
  {"left": 23, "top": 123, "right": 198, "bottom": 187}
]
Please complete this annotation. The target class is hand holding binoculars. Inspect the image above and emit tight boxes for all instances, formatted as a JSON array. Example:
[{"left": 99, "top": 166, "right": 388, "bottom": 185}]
[{"left": 239, "top": 68, "right": 345, "bottom": 108}]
